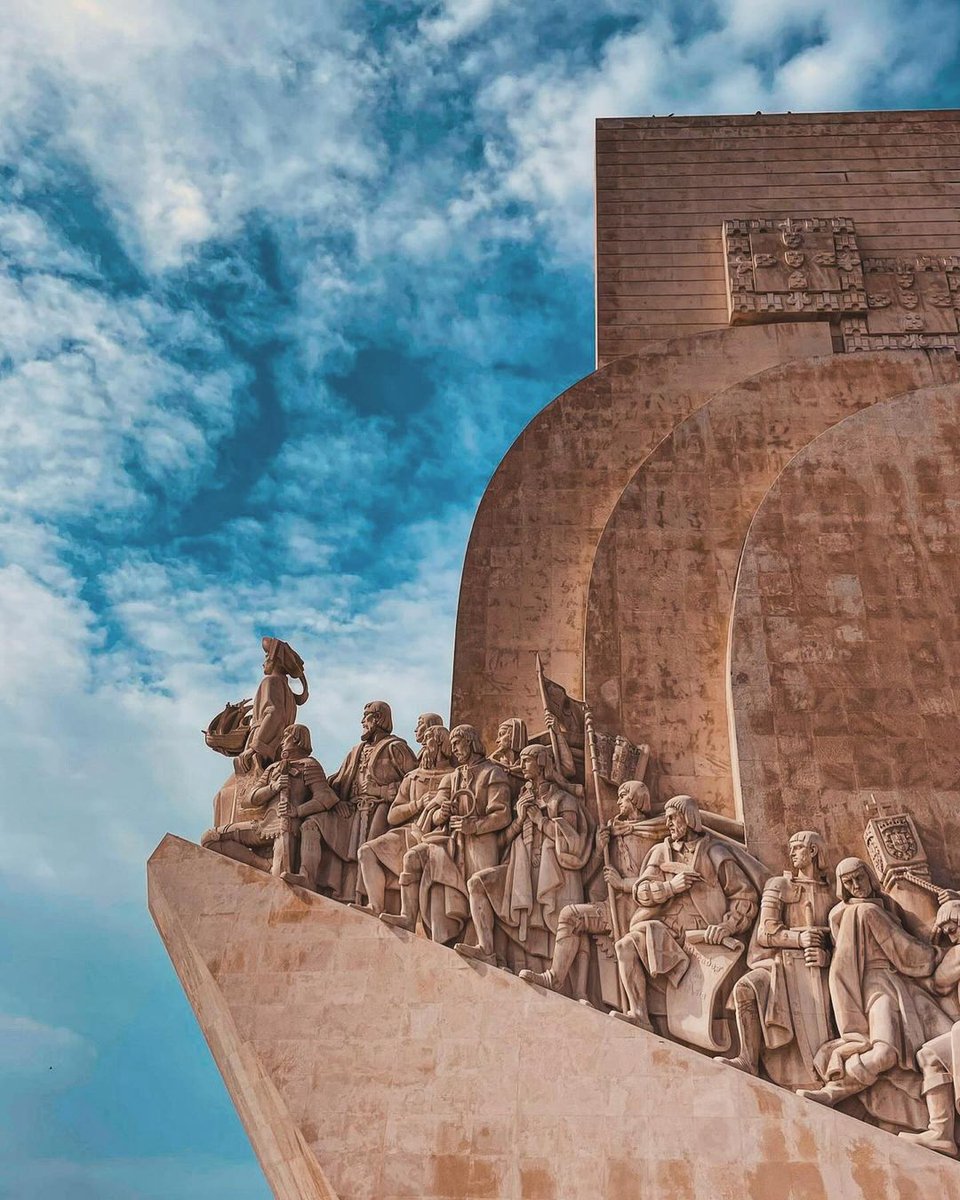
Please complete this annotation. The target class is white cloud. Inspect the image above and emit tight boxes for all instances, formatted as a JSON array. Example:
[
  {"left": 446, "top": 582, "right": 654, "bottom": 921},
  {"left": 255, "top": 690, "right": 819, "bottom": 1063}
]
[{"left": 0, "top": 1014, "right": 96, "bottom": 1091}]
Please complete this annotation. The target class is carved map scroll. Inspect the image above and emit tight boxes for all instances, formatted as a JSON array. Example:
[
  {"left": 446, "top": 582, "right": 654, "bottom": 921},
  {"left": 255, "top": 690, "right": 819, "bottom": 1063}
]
[{"left": 723, "top": 217, "right": 866, "bottom": 324}]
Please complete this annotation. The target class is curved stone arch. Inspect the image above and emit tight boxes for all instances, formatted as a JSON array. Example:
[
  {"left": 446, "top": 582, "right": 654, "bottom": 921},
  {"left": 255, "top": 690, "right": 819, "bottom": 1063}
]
[
  {"left": 583, "top": 351, "right": 960, "bottom": 818},
  {"left": 451, "top": 322, "right": 832, "bottom": 746},
  {"left": 729, "top": 382, "right": 960, "bottom": 880}
]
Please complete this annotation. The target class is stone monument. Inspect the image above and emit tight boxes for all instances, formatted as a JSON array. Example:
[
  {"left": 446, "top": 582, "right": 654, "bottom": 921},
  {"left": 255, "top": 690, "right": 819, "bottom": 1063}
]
[{"left": 151, "top": 110, "right": 960, "bottom": 1198}]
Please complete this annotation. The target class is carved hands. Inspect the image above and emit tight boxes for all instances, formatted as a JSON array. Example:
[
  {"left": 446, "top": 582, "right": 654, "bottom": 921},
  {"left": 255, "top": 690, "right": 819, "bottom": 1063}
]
[
  {"left": 669, "top": 868, "right": 702, "bottom": 896},
  {"left": 603, "top": 865, "right": 629, "bottom": 894}
]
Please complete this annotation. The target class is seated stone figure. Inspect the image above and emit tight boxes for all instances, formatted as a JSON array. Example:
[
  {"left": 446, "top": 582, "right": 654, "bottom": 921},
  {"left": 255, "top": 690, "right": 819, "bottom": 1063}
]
[
  {"left": 899, "top": 898, "right": 960, "bottom": 1157},
  {"left": 202, "top": 723, "right": 336, "bottom": 876},
  {"left": 455, "top": 743, "right": 592, "bottom": 973},
  {"left": 609, "top": 794, "right": 759, "bottom": 1036},
  {"left": 719, "top": 830, "right": 834, "bottom": 1088},
  {"left": 517, "top": 780, "right": 664, "bottom": 1003},
  {"left": 352, "top": 715, "right": 454, "bottom": 917},
  {"left": 797, "top": 857, "right": 953, "bottom": 1134},
  {"left": 379, "top": 725, "right": 511, "bottom": 943}
]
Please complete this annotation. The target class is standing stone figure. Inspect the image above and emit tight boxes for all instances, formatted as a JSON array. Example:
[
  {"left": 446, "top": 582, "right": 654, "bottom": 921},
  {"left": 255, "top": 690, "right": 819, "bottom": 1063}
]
[
  {"left": 900, "top": 899, "right": 960, "bottom": 1157},
  {"left": 236, "top": 637, "right": 309, "bottom": 773},
  {"left": 352, "top": 715, "right": 454, "bottom": 917},
  {"left": 517, "top": 780, "right": 663, "bottom": 1003},
  {"left": 609, "top": 794, "right": 759, "bottom": 1035},
  {"left": 299, "top": 700, "right": 416, "bottom": 901},
  {"left": 379, "top": 725, "right": 511, "bottom": 943},
  {"left": 455, "top": 743, "right": 592, "bottom": 972},
  {"left": 202, "top": 724, "right": 334, "bottom": 875},
  {"left": 797, "top": 857, "right": 953, "bottom": 1132},
  {"left": 210, "top": 637, "right": 309, "bottom": 830},
  {"left": 719, "top": 830, "right": 834, "bottom": 1087}
]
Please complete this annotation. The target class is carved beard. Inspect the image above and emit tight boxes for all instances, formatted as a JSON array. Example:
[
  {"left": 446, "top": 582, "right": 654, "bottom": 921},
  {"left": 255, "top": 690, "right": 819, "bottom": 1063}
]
[
  {"left": 420, "top": 740, "right": 438, "bottom": 769},
  {"left": 361, "top": 724, "right": 381, "bottom": 744}
]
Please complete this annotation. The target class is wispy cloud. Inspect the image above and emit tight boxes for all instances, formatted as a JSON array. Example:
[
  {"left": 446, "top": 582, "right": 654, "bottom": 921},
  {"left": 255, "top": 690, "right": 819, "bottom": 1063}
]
[{"left": 1, "top": 1, "right": 958, "bottom": 1194}]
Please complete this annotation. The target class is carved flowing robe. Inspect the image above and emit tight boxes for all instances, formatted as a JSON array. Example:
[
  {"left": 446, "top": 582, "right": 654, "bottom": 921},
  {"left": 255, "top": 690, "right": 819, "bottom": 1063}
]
[
  {"left": 409, "top": 757, "right": 511, "bottom": 944},
  {"left": 738, "top": 872, "right": 835, "bottom": 1088},
  {"left": 816, "top": 897, "right": 953, "bottom": 1129},
  {"left": 621, "top": 832, "right": 758, "bottom": 994},
  {"left": 312, "top": 733, "right": 418, "bottom": 878},
  {"left": 359, "top": 762, "right": 450, "bottom": 885},
  {"left": 245, "top": 673, "right": 298, "bottom": 765},
  {"left": 472, "top": 779, "right": 592, "bottom": 966}
]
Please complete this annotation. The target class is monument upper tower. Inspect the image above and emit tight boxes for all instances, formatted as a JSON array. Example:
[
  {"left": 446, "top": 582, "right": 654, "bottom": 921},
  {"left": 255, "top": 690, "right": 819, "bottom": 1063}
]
[{"left": 595, "top": 109, "right": 960, "bottom": 360}]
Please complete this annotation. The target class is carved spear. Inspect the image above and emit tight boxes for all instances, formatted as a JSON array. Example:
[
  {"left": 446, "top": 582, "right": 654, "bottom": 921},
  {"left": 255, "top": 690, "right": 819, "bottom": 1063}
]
[{"left": 585, "top": 706, "right": 628, "bottom": 1012}]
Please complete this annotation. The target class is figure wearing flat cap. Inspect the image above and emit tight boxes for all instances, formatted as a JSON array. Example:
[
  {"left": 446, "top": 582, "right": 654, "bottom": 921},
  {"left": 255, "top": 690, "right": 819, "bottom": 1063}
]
[
  {"left": 719, "top": 831, "right": 835, "bottom": 1088},
  {"left": 298, "top": 700, "right": 416, "bottom": 901}
]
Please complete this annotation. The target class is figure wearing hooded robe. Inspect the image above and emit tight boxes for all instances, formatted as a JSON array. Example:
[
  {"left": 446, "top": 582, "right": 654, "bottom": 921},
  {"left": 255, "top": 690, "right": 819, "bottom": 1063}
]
[
  {"left": 718, "top": 830, "right": 835, "bottom": 1088},
  {"left": 380, "top": 724, "right": 512, "bottom": 944},
  {"left": 797, "top": 857, "right": 953, "bottom": 1133},
  {"left": 899, "top": 898, "right": 960, "bottom": 1157},
  {"left": 490, "top": 717, "right": 528, "bottom": 804},
  {"left": 455, "top": 743, "right": 592, "bottom": 974},
  {"left": 202, "top": 723, "right": 333, "bottom": 874},
  {"left": 518, "top": 780, "right": 664, "bottom": 1004},
  {"left": 610, "top": 794, "right": 760, "bottom": 1033},
  {"left": 352, "top": 715, "right": 454, "bottom": 916},
  {"left": 298, "top": 700, "right": 416, "bottom": 900}
]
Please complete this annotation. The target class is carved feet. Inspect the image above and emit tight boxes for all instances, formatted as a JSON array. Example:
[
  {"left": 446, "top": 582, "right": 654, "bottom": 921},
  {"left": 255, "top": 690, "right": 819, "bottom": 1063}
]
[
  {"left": 379, "top": 913, "right": 416, "bottom": 931},
  {"left": 518, "top": 968, "right": 558, "bottom": 992},
  {"left": 454, "top": 942, "right": 496, "bottom": 966}
]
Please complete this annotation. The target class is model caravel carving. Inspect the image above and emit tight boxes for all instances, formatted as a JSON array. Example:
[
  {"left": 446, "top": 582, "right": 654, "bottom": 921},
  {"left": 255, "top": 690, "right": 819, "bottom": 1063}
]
[{"left": 198, "top": 636, "right": 960, "bottom": 1162}]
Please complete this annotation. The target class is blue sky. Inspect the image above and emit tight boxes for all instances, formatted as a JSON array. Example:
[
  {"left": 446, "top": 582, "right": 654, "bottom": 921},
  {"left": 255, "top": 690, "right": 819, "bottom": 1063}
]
[{"left": 2, "top": 2, "right": 960, "bottom": 1196}]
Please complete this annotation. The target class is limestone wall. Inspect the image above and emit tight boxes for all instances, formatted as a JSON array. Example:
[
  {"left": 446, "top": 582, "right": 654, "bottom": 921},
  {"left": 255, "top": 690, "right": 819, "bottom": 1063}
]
[
  {"left": 730, "top": 384, "right": 960, "bottom": 876},
  {"left": 584, "top": 351, "right": 960, "bottom": 816},
  {"left": 451, "top": 322, "right": 830, "bottom": 746},
  {"left": 597, "top": 110, "right": 960, "bottom": 362}
]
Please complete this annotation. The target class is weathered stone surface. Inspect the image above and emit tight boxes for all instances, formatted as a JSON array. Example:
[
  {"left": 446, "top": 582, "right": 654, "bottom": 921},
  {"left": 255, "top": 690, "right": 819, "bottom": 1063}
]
[
  {"left": 452, "top": 322, "right": 831, "bottom": 748},
  {"left": 149, "top": 835, "right": 960, "bottom": 1200},
  {"left": 730, "top": 384, "right": 960, "bottom": 879},
  {"left": 584, "top": 350, "right": 960, "bottom": 815},
  {"left": 596, "top": 110, "right": 960, "bottom": 361}
]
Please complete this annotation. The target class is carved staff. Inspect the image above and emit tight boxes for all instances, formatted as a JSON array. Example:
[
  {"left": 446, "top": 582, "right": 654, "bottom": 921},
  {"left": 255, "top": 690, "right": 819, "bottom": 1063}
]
[
  {"left": 535, "top": 652, "right": 562, "bottom": 773},
  {"left": 585, "top": 706, "right": 628, "bottom": 1012},
  {"left": 276, "top": 753, "right": 295, "bottom": 876}
]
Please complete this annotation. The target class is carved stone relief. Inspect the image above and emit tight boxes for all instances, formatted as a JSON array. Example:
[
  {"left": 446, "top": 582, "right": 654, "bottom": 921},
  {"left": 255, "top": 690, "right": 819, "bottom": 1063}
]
[
  {"left": 723, "top": 217, "right": 866, "bottom": 324},
  {"left": 842, "top": 256, "right": 960, "bottom": 351},
  {"left": 195, "top": 638, "right": 960, "bottom": 1162}
]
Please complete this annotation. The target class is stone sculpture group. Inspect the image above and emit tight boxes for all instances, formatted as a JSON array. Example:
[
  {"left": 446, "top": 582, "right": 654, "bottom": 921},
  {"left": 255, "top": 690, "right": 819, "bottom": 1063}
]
[{"left": 201, "top": 637, "right": 960, "bottom": 1160}]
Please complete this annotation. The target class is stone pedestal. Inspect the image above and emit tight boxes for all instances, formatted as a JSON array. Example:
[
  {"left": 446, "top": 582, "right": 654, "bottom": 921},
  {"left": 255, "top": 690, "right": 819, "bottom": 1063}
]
[{"left": 149, "top": 835, "right": 960, "bottom": 1200}]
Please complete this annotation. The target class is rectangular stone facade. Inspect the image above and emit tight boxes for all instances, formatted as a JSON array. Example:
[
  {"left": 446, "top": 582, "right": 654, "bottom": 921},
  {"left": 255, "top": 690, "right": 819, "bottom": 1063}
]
[{"left": 596, "top": 109, "right": 960, "bottom": 364}]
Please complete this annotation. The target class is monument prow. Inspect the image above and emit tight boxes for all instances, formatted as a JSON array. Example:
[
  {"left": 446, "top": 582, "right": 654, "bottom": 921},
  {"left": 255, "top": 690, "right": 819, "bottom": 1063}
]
[{"left": 149, "top": 835, "right": 960, "bottom": 1200}]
